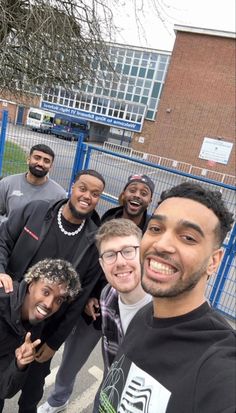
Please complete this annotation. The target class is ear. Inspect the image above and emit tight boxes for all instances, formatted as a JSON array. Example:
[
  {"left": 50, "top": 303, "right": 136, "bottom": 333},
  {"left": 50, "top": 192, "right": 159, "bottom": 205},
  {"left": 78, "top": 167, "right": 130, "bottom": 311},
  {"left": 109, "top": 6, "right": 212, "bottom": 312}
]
[
  {"left": 99, "top": 257, "right": 105, "bottom": 272},
  {"left": 118, "top": 192, "right": 124, "bottom": 205},
  {"left": 206, "top": 248, "right": 223, "bottom": 277},
  {"left": 26, "top": 156, "right": 30, "bottom": 165}
]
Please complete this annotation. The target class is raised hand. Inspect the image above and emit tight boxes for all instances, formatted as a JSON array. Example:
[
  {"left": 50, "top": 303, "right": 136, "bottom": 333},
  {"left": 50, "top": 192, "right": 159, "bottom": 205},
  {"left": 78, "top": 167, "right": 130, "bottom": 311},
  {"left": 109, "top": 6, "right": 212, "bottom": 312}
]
[
  {"left": 0, "top": 273, "right": 13, "bottom": 292},
  {"left": 15, "top": 332, "right": 41, "bottom": 370},
  {"left": 84, "top": 297, "right": 100, "bottom": 321}
]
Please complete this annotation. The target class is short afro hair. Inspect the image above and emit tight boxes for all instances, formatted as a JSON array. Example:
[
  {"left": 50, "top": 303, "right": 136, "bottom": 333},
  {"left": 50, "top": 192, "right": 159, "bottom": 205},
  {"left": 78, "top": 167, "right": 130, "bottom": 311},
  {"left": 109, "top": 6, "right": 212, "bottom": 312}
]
[{"left": 158, "top": 182, "right": 234, "bottom": 245}]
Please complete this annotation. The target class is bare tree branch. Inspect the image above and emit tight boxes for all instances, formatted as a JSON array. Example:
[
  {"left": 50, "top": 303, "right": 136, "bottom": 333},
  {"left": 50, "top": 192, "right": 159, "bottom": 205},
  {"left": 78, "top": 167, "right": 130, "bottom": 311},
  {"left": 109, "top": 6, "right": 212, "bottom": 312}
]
[{"left": 0, "top": 0, "right": 116, "bottom": 92}]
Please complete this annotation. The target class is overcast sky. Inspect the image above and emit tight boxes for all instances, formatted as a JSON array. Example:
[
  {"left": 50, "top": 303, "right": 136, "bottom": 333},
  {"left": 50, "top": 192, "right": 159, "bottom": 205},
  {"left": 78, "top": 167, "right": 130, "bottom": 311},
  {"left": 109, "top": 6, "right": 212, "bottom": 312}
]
[{"left": 113, "top": 0, "right": 236, "bottom": 51}]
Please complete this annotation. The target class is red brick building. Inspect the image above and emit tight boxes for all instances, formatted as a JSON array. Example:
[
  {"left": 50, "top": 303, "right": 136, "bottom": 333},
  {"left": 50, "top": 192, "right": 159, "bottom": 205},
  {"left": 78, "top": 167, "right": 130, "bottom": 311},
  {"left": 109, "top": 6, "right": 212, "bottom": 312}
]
[
  {"left": 0, "top": 91, "right": 40, "bottom": 125},
  {"left": 133, "top": 26, "right": 235, "bottom": 178}
]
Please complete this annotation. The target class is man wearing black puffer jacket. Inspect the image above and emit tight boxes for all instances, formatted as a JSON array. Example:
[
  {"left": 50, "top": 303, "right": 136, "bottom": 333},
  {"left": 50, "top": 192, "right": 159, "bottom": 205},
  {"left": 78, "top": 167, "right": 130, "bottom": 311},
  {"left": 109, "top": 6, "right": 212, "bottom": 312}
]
[{"left": 0, "top": 169, "right": 106, "bottom": 413}]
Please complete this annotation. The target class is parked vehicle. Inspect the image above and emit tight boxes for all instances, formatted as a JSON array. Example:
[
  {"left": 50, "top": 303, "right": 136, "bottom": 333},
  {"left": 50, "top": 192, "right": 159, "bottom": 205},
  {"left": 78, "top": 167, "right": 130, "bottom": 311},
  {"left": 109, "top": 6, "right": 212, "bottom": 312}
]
[
  {"left": 26, "top": 108, "right": 55, "bottom": 132},
  {"left": 52, "top": 113, "right": 89, "bottom": 141},
  {"left": 39, "top": 120, "right": 54, "bottom": 134}
]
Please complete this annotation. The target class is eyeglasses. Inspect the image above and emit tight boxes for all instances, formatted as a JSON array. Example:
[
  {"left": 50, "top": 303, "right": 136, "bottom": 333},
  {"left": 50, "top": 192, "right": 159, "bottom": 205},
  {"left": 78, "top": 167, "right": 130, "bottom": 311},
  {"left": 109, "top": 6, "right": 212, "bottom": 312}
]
[{"left": 100, "top": 246, "right": 139, "bottom": 264}]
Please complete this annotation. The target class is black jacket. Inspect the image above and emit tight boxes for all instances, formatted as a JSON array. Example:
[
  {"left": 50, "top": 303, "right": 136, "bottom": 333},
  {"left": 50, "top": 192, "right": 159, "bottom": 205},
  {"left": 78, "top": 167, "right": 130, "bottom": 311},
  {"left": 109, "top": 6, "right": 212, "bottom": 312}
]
[
  {"left": 101, "top": 205, "right": 150, "bottom": 234},
  {"left": 0, "top": 199, "right": 104, "bottom": 350},
  {"left": 0, "top": 281, "right": 42, "bottom": 399}
]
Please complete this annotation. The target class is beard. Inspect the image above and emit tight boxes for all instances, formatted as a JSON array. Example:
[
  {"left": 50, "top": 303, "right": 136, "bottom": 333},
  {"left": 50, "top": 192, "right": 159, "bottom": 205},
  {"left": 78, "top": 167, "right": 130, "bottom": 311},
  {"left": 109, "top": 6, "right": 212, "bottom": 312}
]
[
  {"left": 29, "top": 164, "right": 48, "bottom": 178},
  {"left": 68, "top": 200, "right": 93, "bottom": 220},
  {"left": 141, "top": 259, "right": 208, "bottom": 298}
]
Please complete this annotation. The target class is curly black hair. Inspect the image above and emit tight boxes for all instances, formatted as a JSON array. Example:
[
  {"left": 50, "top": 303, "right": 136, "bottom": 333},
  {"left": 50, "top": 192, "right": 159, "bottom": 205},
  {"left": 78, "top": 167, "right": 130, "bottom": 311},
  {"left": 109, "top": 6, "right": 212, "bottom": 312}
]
[{"left": 24, "top": 258, "right": 81, "bottom": 300}]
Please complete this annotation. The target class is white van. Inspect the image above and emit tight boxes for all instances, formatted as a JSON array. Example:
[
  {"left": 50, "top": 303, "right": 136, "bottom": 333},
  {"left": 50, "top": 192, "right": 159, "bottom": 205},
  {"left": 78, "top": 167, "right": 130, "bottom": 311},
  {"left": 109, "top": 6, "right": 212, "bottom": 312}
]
[{"left": 26, "top": 108, "right": 55, "bottom": 132}]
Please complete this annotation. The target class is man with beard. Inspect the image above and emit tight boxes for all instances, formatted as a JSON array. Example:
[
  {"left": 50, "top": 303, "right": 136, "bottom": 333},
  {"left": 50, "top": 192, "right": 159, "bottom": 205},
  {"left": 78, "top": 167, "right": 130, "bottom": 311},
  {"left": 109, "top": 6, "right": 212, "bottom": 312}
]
[
  {"left": 101, "top": 174, "right": 155, "bottom": 233},
  {"left": 97, "top": 182, "right": 236, "bottom": 413},
  {"left": 0, "top": 169, "right": 105, "bottom": 413},
  {"left": 0, "top": 258, "right": 80, "bottom": 413},
  {"left": 0, "top": 144, "right": 66, "bottom": 224}
]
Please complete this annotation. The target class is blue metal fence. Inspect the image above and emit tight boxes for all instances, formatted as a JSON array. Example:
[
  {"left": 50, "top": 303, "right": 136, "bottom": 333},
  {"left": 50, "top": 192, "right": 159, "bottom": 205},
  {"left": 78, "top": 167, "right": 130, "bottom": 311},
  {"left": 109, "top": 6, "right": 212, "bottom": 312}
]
[
  {"left": 78, "top": 142, "right": 236, "bottom": 321},
  {"left": 0, "top": 110, "right": 235, "bottom": 320}
]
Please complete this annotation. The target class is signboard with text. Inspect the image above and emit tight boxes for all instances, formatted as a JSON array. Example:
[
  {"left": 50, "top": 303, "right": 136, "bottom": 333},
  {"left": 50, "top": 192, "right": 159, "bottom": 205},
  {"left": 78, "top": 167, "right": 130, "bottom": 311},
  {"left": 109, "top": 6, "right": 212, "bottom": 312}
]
[
  {"left": 199, "top": 137, "right": 233, "bottom": 165},
  {"left": 41, "top": 101, "right": 142, "bottom": 132}
]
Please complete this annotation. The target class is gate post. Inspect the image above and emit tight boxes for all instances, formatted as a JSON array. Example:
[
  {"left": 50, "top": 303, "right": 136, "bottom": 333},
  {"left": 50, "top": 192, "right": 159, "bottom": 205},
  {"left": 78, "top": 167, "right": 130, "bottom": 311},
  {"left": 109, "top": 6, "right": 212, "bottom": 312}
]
[
  {"left": 0, "top": 110, "right": 8, "bottom": 176},
  {"left": 68, "top": 132, "right": 87, "bottom": 193},
  {"left": 209, "top": 223, "right": 236, "bottom": 311}
]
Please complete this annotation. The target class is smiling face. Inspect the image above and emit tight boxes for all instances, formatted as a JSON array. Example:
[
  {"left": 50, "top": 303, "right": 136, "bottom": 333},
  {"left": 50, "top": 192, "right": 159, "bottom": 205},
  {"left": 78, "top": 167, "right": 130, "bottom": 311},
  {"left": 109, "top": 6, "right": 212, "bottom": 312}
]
[
  {"left": 99, "top": 235, "right": 141, "bottom": 294},
  {"left": 67, "top": 174, "right": 104, "bottom": 221},
  {"left": 140, "top": 197, "right": 222, "bottom": 309},
  {"left": 121, "top": 182, "right": 152, "bottom": 219},
  {"left": 27, "top": 150, "right": 54, "bottom": 178},
  {"left": 22, "top": 279, "right": 68, "bottom": 325}
]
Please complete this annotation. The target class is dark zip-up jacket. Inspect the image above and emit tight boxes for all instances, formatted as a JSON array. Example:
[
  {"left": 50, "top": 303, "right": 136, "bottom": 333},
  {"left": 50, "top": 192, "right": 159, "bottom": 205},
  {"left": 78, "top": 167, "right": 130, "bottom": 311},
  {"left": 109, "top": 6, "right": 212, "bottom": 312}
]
[
  {"left": 101, "top": 205, "right": 150, "bottom": 234},
  {"left": 0, "top": 199, "right": 104, "bottom": 350},
  {"left": 0, "top": 281, "right": 42, "bottom": 399}
]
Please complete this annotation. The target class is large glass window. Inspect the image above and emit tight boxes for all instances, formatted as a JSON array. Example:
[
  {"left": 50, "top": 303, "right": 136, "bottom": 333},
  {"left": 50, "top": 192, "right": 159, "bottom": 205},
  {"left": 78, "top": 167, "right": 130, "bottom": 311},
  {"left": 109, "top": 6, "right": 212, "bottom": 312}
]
[
  {"left": 151, "top": 82, "right": 161, "bottom": 98},
  {"left": 155, "top": 70, "right": 164, "bottom": 81},
  {"left": 146, "top": 110, "right": 154, "bottom": 119},
  {"left": 138, "top": 67, "right": 146, "bottom": 78},
  {"left": 133, "top": 95, "right": 140, "bottom": 103},
  {"left": 118, "top": 92, "right": 124, "bottom": 99},
  {"left": 125, "top": 93, "right": 132, "bottom": 101},
  {"left": 146, "top": 69, "right": 154, "bottom": 79},
  {"left": 141, "top": 96, "right": 148, "bottom": 104},
  {"left": 131, "top": 66, "right": 138, "bottom": 76},
  {"left": 123, "top": 65, "right": 130, "bottom": 75},
  {"left": 42, "top": 44, "right": 170, "bottom": 127},
  {"left": 136, "top": 79, "right": 144, "bottom": 87}
]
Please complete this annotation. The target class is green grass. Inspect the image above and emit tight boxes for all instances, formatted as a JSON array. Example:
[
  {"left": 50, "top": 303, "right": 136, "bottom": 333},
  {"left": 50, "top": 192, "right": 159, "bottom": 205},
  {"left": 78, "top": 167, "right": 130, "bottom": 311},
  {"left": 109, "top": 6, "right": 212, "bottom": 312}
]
[{"left": 1, "top": 141, "right": 27, "bottom": 176}]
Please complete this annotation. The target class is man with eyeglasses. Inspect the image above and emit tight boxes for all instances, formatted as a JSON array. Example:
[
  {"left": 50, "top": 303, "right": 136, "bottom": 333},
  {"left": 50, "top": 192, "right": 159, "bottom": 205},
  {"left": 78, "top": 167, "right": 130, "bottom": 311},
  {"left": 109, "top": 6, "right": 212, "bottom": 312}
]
[
  {"left": 88, "top": 218, "right": 152, "bottom": 412},
  {"left": 97, "top": 182, "right": 235, "bottom": 413}
]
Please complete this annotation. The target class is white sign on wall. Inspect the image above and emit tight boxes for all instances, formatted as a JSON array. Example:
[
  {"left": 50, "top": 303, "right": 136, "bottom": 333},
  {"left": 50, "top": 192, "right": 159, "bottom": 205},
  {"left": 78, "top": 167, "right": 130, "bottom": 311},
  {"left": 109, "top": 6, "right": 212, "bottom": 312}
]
[{"left": 199, "top": 137, "right": 233, "bottom": 165}]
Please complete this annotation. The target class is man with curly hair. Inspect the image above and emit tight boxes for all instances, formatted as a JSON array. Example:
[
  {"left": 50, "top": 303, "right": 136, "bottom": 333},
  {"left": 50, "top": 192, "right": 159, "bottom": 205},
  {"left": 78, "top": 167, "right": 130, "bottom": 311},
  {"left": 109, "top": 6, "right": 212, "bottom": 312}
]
[{"left": 0, "top": 258, "right": 80, "bottom": 413}]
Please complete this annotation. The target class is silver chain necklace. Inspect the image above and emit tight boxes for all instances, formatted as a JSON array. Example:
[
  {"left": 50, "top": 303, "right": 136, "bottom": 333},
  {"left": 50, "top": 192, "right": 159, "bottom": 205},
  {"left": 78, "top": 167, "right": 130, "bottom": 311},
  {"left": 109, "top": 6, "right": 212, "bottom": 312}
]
[{"left": 57, "top": 206, "right": 85, "bottom": 236}]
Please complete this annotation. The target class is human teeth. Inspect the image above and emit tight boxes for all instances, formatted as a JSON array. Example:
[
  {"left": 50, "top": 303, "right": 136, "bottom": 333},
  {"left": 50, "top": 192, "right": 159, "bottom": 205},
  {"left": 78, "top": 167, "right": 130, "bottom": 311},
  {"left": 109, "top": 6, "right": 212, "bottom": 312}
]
[
  {"left": 36, "top": 306, "right": 47, "bottom": 316},
  {"left": 116, "top": 272, "right": 131, "bottom": 278},
  {"left": 150, "top": 260, "right": 175, "bottom": 275},
  {"left": 80, "top": 201, "right": 89, "bottom": 206}
]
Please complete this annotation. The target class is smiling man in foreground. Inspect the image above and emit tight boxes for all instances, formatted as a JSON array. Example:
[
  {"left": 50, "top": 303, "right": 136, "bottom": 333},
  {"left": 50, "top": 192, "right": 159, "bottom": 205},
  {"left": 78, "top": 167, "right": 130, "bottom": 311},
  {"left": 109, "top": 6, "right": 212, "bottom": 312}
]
[{"left": 98, "top": 182, "right": 236, "bottom": 413}]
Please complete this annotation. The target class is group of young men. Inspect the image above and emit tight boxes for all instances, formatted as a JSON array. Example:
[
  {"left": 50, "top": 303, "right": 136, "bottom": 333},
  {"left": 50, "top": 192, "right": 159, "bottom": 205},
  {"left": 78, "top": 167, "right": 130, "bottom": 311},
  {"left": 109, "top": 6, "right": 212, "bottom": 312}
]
[{"left": 0, "top": 143, "right": 235, "bottom": 413}]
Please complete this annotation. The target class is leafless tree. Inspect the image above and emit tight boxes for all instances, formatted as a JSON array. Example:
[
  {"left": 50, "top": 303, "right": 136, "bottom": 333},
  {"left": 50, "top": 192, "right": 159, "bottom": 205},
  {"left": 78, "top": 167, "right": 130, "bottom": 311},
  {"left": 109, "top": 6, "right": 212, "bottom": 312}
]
[
  {"left": 0, "top": 0, "right": 117, "bottom": 93},
  {"left": 0, "top": 0, "right": 175, "bottom": 94}
]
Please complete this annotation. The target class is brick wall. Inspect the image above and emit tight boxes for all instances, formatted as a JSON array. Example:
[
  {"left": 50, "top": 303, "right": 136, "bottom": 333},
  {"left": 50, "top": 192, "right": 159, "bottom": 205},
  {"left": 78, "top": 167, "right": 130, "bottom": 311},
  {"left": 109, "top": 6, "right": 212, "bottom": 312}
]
[
  {"left": 132, "top": 32, "right": 235, "bottom": 176},
  {"left": 0, "top": 91, "right": 41, "bottom": 124}
]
